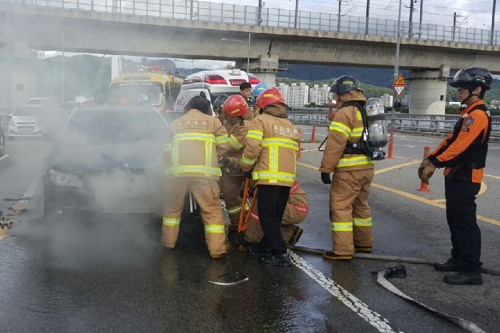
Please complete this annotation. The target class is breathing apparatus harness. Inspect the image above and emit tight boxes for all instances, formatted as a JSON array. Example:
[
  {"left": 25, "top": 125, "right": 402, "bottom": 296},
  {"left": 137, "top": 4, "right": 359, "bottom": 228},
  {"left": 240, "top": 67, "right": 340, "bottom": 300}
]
[{"left": 342, "top": 102, "right": 386, "bottom": 161}]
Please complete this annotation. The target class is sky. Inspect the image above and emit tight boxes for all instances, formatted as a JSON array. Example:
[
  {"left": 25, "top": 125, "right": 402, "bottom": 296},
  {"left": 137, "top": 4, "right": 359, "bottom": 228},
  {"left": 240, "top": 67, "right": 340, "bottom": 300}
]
[{"left": 44, "top": 0, "right": 499, "bottom": 69}]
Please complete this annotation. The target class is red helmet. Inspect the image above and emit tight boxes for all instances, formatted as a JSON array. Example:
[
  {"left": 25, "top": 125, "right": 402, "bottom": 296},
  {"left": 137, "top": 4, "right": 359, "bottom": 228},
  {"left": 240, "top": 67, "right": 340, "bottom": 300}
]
[
  {"left": 223, "top": 95, "right": 249, "bottom": 117},
  {"left": 256, "top": 87, "right": 285, "bottom": 109}
]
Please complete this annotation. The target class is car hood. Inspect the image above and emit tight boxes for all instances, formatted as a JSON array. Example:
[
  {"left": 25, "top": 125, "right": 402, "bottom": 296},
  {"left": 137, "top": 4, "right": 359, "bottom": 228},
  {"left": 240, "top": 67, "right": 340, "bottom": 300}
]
[
  {"left": 12, "top": 116, "right": 44, "bottom": 124},
  {"left": 47, "top": 139, "right": 164, "bottom": 175}
]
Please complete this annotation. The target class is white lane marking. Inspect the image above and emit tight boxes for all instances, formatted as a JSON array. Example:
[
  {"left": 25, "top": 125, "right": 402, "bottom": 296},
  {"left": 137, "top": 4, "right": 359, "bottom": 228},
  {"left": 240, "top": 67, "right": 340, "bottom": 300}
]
[
  {"left": 0, "top": 154, "right": 9, "bottom": 163},
  {"left": 289, "top": 251, "right": 404, "bottom": 333},
  {"left": 417, "top": 140, "right": 433, "bottom": 143},
  {"left": 406, "top": 145, "right": 416, "bottom": 148},
  {"left": 23, "top": 180, "right": 39, "bottom": 199},
  {"left": 316, "top": 134, "right": 326, "bottom": 137}
]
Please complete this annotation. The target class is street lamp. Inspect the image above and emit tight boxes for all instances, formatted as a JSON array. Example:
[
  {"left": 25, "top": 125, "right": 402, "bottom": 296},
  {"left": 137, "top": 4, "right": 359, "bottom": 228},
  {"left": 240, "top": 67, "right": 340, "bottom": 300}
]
[
  {"left": 393, "top": 0, "right": 403, "bottom": 119},
  {"left": 221, "top": 33, "right": 251, "bottom": 73},
  {"left": 61, "top": 32, "right": 92, "bottom": 102}
]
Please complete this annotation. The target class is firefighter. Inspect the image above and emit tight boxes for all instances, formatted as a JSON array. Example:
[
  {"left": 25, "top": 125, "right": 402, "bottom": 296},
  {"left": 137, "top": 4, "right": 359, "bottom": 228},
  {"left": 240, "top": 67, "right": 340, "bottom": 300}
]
[
  {"left": 163, "top": 96, "right": 230, "bottom": 259},
  {"left": 241, "top": 87, "right": 300, "bottom": 267},
  {"left": 243, "top": 180, "right": 308, "bottom": 247},
  {"left": 219, "top": 95, "right": 251, "bottom": 232},
  {"left": 251, "top": 82, "right": 269, "bottom": 118},
  {"left": 319, "top": 75, "right": 375, "bottom": 261},
  {"left": 213, "top": 94, "right": 229, "bottom": 124},
  {"left": 419, "top": 67, "right": 492, "bottom": 285}
]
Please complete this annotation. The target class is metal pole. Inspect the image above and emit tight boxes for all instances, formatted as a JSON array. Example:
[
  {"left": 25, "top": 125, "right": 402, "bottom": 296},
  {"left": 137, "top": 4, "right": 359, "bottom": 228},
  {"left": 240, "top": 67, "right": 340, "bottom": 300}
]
[
  {"left": 409, "top": 0, "right": 414, "bottom": 36},
  {"left": 419, "top": 0, "right": 423, "bottom": 39},
  {"left": 258, "top": 0, "right": 262, "bottom": 26},
  {"left": 491, "top": 0, "right": 497, "bottom": 45},
  {"left": 62, "top": 30, "right": 65, "bottom": 102},
  {"left": 294, "top": 0, "right": 299, "bottom": 29},
  {"left": 247, "top": 33, "right": 251, "bottom": 73},
  {"left": 365, "top": 0, "right": 370, "bottom": 35},
  {"left": 6, "top": 5, "right": 11, "bottom": 110},
  {"left": 337, "top": 0, "right": 341, "bottom": 32},
  {"left": 452, "top": 12, "right": 456, "bottom": 41},
  {"left": 393, "top": 0, "right": 402, "bottom": 118}
]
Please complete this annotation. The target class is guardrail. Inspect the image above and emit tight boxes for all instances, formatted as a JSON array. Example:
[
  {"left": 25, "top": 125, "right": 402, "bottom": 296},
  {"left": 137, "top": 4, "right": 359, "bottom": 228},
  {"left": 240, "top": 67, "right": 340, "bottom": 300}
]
[
  {"left": 288, "top": 113, "right": 500, "bottom": 134},
  {"left": 1, "top": 0, "right": 498, "bottom": 46}
]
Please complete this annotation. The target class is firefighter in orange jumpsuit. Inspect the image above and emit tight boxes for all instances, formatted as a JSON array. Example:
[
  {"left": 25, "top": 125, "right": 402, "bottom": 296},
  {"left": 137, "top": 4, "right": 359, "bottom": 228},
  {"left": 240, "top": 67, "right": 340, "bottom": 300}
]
[
  {"left": 244, "top": 180, "right": 308, "bottom": 246},
  {"left": 319, "top": 75, "right": 374, "bottom": 261},
  {"left": 163, "top": 96, "right": 230, "bottom": 259},
  {"left": 419, "top": 67, "right": 492, "bottom": 285},
  {"left": 218, "top": 95, "right": 251, "bottom": 232},
  {"left": 241, "top": 87, "right": 301, "bottom": 267}
]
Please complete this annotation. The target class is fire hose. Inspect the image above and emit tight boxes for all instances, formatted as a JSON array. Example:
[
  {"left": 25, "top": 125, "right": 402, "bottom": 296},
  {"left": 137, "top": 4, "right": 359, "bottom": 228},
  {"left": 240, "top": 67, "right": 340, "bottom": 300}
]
[{"left": 375, "top": 266, "right": 486, "bottom": 333}]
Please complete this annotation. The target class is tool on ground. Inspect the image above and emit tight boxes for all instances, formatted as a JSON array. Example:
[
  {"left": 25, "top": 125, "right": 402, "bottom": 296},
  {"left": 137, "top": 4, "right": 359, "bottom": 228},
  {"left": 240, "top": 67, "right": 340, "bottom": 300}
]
[
  {"left": 188, "top": 192, "right": 198, "bottom": 215},
  {"left": 374, "top": 265, "right": 486, "bottom": 333},
  {"left": 237, "top": 187, "right": 258, "bottom": 243},
  {"left": 238, "top": 179, "right": 250, "bottom": 232},
  {"left": 208, "top": 272, "right": 249, "bottom": 286}
]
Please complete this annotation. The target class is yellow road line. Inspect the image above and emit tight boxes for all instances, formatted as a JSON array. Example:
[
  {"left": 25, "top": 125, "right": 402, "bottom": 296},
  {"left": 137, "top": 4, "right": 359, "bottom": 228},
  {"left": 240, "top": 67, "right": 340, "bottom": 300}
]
[
  {"left": 485, "top": 174, "right": 500, "bottom": 180},
  {"left": 374, "top": 161, "right": 420, "bottom": 175},
  {"left": 297, "top": 160, "right": 500, "bottom": 227}
]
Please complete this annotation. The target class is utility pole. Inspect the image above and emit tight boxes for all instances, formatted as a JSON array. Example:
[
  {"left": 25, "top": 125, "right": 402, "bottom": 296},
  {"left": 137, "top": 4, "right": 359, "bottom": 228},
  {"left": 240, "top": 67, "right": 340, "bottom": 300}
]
[
  {"left": 491, "top": 0, "right": 497, "bottom": 45},
  {"left": 337, "top": 0, "right": 342, "bottom": 32},
  {"left": 365, "top": 0, "right": 370, "bottom": 35},
  {"left": 6, "top": 5, "right": 11, "bottom": 110},
  {"left": 190, "top": 0, "right": 194, "bottom": 20},
  {"left": 452, "top": 12, "right": 457, "bottom": 41},
  {"left": 258, "top": 0, "right": 263, "bottom": 26},
  {"left": 294, "top": 0, "right": 299, "bottom": 29},
  {"left": 409, "top": 0, "right": 414, "bottom": 36},
  {"left": 393, "top": 0, "right": 403, "bottom": 117},
  {"left": 419, "top": 0, "right": 423, "bottom": 39},
  {"left": 62, "top": 30, "right": 65, "bottom": 103}
]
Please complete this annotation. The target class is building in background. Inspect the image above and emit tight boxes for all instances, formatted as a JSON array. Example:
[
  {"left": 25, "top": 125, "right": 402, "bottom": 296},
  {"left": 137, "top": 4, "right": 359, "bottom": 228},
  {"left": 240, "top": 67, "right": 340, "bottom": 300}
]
[
  {"left": 309, "top": 84, "right": 330, "bottom": 106},
  {"left": 277, "top": 82, "right": 309, "bottom": 107}
]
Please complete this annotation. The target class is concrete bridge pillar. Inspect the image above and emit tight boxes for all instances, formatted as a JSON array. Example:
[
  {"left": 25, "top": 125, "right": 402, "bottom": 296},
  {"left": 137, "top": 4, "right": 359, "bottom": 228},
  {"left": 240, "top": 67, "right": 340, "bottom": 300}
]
[
  {"left": 408, "top": 66, "right": 450, "bottom": 115},
  {"left": 237, "top": 55, "right": 280, "bottom": 87}
]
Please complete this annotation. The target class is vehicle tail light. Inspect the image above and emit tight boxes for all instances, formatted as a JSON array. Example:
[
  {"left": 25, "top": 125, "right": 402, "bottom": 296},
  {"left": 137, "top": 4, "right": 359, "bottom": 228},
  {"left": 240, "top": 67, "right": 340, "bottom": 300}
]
[
  {"left": 204, "top": 75, "right": 227, "bottom": 85},
  {"left": 248, "top": 75, "right": 260, "bottom": 85}
]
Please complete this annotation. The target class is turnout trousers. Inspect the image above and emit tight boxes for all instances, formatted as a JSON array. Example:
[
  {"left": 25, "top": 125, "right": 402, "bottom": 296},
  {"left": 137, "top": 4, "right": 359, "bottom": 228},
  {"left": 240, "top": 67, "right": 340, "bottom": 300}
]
[
  {"left": 163, "top": 177, "right": 226, "bottom": 257},
  {"left": 256, "top": 185, "right": 290, "bottom": 255},
  {"left": 444, "top": 178, "right": 482, "bottom": 270},
  {"left": 220, "top": 174, "right": 246, "bottom": 229},
  {"left": 329, "top": 169, "right": 374, "bottom": 255}
]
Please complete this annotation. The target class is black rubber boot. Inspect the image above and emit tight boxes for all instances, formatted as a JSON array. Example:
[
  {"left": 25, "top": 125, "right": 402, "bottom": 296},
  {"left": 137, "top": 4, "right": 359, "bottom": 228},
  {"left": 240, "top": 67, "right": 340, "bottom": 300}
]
[
  {"left": 443, "top": 270, "right": 483, "bottom": 285},
  {"left": 433, "top": 258, "right": 461, "bottom": 272},
  {"left": 247, "top": 244, "right": 271, "bottom": 256}
]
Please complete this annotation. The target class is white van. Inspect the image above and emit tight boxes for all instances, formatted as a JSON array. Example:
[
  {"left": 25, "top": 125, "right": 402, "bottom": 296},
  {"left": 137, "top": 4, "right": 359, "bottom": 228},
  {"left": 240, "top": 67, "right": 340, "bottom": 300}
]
[{"left": 173, "top": 69, "right": 260, "bottom": 114}]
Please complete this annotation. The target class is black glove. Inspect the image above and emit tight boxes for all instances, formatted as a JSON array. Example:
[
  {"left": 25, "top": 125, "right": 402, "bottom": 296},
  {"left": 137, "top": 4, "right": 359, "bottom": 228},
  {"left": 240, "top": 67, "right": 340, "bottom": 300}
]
[
  {"left": 244, "top": 170, "right": 253, "bottom": 179},
  {"left": 321, "top": 172, "right": 332, "bottom": 184},
  {"left": 218, "top": 156, "right": 230, "bottom": 168}
]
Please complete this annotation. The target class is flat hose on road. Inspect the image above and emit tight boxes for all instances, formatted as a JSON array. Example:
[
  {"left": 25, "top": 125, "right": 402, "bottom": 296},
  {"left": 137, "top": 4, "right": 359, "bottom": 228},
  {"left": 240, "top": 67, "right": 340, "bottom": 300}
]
[
  {"left": 290, "top": 245, "right": 500, "bottom": 277},
  {"left": 376, "top": 266, "right": 487, "bottom": 333}
]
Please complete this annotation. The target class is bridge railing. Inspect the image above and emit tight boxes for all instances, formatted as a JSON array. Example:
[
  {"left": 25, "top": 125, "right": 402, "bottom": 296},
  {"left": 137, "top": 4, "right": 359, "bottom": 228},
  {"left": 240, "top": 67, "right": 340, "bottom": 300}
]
[
  {"left": 3, "top": 0, "right": 499, "bottom": 46},
  {"left": 288, "top": 113, "right": 500, "bottom": 134}
]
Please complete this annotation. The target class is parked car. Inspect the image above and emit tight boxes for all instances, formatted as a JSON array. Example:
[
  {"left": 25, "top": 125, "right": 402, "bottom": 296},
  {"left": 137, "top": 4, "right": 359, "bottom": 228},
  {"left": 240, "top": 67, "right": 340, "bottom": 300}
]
[
  {"left": 8, "top": 105, "right": 46, "bottom": 139},
  {"left": 42, "top": 106, "right": 168, "bottom": 218}
]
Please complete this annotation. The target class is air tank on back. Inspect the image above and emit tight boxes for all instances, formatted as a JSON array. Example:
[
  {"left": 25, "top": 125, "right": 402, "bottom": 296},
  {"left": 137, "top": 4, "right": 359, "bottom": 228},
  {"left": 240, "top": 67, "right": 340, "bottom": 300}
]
[{"left": 366, "top": 98, "right": 388, "bottom": 148}]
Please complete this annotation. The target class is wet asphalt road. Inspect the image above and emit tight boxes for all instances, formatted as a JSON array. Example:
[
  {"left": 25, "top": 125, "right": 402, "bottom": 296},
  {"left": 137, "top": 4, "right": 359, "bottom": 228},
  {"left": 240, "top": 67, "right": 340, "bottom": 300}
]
[{"left": 0, "top": 133, "right": 499, "bottom": 333}]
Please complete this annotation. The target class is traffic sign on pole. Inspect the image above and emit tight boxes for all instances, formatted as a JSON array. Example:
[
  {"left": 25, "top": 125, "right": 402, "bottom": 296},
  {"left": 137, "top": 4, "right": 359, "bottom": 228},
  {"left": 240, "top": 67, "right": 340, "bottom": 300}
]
[{"left": 392, "top": 74, "right": 407, "bottom": 97}]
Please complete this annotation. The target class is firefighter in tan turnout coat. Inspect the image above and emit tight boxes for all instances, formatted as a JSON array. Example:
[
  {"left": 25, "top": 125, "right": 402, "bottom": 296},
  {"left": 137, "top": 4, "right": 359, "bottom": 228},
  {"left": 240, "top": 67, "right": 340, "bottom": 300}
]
[
  {"left": 319, "top": 76, "right": 375, "bottom": 261},
  {"left": 219, "top": 95, "right": 251, "bottom": 231},
  {"left": 163, "top": 96, "right": 230, "bottom": 259},
  {"left": 241, "top": 87, "right": 300, "bottom": 267}
]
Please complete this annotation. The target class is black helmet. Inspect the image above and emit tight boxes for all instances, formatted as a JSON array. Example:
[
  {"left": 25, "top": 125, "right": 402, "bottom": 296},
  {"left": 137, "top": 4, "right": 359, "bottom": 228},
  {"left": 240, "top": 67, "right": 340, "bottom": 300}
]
[
  {"left": 213, "top": 94, "right": 229, "bottom": 113},
  {"left": 330, "top": 75, "right": 362, "bottom": 95},
  {"left": 449, "top": 67, "right": 492, "bottom": 91}
]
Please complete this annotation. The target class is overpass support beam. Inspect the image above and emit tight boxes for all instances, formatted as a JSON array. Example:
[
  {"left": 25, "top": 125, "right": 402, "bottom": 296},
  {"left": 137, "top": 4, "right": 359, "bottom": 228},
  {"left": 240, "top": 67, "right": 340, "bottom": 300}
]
[
  {"left": 408, "top": 66, "right": 450, "bottom": 115},
  {"left": 237, "top": 55, "right": 280, "bottom": 87}
]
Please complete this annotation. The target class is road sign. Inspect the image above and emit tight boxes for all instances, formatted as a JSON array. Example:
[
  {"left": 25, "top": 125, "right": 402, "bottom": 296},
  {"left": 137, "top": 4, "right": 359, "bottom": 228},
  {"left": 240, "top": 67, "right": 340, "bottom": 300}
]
[{"left": 392, "top": 74, "right": 407, "bottom": 97}]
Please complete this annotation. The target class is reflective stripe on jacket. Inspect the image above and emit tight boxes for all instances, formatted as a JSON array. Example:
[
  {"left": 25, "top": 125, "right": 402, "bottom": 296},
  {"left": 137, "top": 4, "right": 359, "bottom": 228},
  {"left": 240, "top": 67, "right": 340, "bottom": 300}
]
[
  {"left": 319, "top": 91, "right": 374, "bottom": 173},
  {"left": 241, "top": 104, "right": 300, "bottom": 187},
  {"left": 165, "top": 109, "right": 229, "bottom": 179},
  {"left": 223, "top": 117, "right": 250, "bottom": 176}
]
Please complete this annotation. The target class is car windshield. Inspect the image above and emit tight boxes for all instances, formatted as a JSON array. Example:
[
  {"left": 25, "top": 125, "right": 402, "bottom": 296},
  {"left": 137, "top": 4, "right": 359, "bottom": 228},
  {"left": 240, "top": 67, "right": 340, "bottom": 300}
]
[
  {"left": 62, "top": 109, "right": 168, "bottom": 147},
  {"left": 14, "top": 106, "right": 44, "bottom": 116},
  {"left": 109, "top": 82, "right": 164, "bottom": 106}
]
